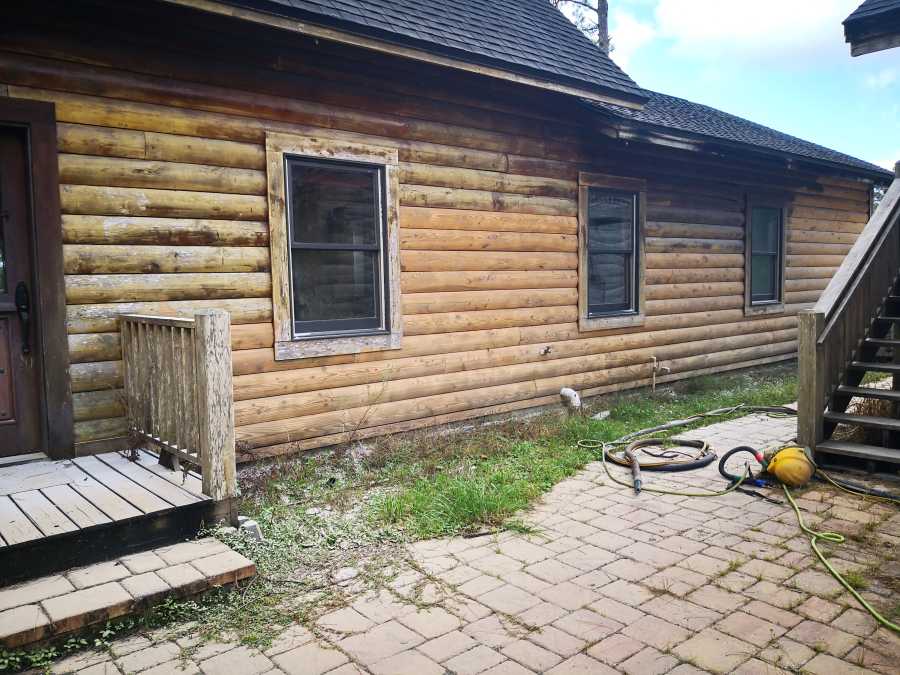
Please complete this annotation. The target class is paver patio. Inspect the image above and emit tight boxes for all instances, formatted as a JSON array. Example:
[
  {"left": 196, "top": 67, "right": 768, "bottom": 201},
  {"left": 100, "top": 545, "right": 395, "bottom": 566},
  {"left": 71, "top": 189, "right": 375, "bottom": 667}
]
[{"left": 48, "top": 412, "right": 900, "bottom": 674}]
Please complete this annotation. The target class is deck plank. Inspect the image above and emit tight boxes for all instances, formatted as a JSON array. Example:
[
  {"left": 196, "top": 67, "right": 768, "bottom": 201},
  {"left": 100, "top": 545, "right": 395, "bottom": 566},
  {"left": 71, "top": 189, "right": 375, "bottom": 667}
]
[
  {"left": 0, "top": 495, "right": 43, "bottom": 545},
  {"left": 70, "top": 476, "right": 143, "bottom": 521},
  {"left": 42, "top": 484, "right": 112, "bottom": 528},
  {"left": 97, "top": 452, "right": 203, "bottom": 507},
  {"left": 0, "top": 460, "right": 84, "bottom": 496},
  {"left": 10, "top": 489, "right": 79, "bottom": 537},
  {"left": 137, "top": 450, "right": 206, "bottom": 498},
  {"left": 0, "top": 453, "right": 48, "bottom": 468},
  {"left": 71, "top": 457, "right": 172, "bottom": 515}
]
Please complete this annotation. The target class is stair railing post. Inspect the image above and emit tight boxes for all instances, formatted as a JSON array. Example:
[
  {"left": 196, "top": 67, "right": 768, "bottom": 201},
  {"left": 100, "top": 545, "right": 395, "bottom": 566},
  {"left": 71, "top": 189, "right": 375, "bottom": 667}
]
[
  {"left": 798, "top": 309, "right": 825, "bottom": 450},
  {"left": 193, "top": 309, "right": 236, "bottom": 502}
]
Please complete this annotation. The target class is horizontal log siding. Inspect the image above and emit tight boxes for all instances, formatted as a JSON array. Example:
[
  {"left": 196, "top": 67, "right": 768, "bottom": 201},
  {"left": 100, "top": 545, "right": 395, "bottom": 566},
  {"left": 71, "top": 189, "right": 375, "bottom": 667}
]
[{"left": 0, "top": 37, "right": 870, "bottom": 458}]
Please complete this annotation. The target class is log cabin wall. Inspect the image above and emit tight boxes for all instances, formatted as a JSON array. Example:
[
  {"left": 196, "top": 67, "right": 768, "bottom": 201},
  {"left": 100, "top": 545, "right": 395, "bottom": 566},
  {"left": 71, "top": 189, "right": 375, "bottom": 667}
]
[{"left": 2, "top": 4, "right": 872, "bottom": 461}]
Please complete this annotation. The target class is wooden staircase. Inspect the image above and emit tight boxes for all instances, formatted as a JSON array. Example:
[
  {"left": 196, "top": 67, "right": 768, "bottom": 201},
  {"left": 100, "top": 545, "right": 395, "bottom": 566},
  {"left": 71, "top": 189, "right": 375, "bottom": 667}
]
[
  {"left": 799, "top": 162, "right": 900, "bottom": 468},
  {"left": 817, "top": 282, "right": 900, "bottom": 464}
]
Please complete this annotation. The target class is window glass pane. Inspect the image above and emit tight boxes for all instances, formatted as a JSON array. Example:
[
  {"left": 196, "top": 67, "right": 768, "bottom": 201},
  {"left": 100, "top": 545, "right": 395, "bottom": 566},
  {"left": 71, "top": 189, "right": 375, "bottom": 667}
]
[
  {"left": 751, "top": 255, "right": 777, "bottom": 302},
  {"left": 292, "top": 249, "right": 378, "bottom": 325},
  {"left": 751, "top": 207, "right": 780, "bottom": 253},
  {"left": 588, "top": 189, "right": 634, "bottom": 251},
  {"left": 288, "top": 160, "right": 378, "bottom": 246},
  {"left": 588, "top": 253, "right": 630, "bottom": 311}
]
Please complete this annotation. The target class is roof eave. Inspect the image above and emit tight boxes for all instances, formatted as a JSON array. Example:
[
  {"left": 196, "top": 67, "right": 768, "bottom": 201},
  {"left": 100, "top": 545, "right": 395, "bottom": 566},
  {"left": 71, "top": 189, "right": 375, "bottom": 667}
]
[
  {"left": 159, "top": 0, "right": 647, "bottom": 109},
  {"left": 844, "top": 9, "right": 900, "bottom": 55},
  {"left": 600, "top": 115, "right": 892, "bottom": 183}
]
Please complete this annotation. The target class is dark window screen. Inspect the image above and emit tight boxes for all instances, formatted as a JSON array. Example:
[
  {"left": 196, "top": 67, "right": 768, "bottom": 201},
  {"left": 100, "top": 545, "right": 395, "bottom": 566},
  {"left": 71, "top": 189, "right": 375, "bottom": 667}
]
[
  {"left": 750, "top": 206, "right": 783, "bottom": 304},
  {"left": 587, "top": 188, "right": 637, "bottom": 316},
  {"left": 286, "top": 158, "right": 387, "bottom": 336}
]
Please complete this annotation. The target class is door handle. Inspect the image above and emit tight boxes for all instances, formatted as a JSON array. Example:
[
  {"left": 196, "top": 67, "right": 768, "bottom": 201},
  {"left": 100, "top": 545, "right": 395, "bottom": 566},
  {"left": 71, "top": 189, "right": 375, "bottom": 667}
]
[{"left": 14, "top": 281, "right": 30, "bottom": 354}]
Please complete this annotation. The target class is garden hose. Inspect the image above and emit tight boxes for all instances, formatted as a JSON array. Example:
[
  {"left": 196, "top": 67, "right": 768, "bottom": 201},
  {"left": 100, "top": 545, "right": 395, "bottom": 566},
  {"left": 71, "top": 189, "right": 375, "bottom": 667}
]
[
  {"left": 783, "top": 484, "right": 900, "bottom": 634},
  {"left": 718, "top": 446, "right": 767, "bottom": 486},
  {"left": 597, "top": 442, "right": 752, "bottom": 498},
  {"left": 817, "top": 470, "right": 900, "bottom": 504},
  {"left": 608, "top": 438, "right": 716, "bottom": 472}
]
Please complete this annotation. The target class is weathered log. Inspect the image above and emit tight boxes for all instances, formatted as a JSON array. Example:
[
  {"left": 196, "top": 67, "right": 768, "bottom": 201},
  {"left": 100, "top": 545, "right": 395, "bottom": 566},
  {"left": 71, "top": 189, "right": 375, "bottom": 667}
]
[
  {"left": 62, "top": 215, "right": 269, "bottom": 246},
  {"left": 64, "top": 244, "right": 270, "bottom": 274},
  {"left": 60, "top": 184, "right": 267, "bottom": 220},
  {"left": 399, "top": 228, "right": 576, "bottom": 252},
  {"left": 58, "top": 154, "right": 266, "bottom": 195}
]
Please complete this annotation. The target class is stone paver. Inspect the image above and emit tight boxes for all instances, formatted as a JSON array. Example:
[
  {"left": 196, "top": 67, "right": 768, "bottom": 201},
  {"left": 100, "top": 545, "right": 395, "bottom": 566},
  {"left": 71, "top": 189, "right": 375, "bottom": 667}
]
[
  {"left": 272, "top": 642, "right": 347, "bottom": 675},
  {"left": 2, "top": 538, "right": 256, "bottom": 649},
  {"left": 35, "top": 412, "right": 900, "bottom": 674}
]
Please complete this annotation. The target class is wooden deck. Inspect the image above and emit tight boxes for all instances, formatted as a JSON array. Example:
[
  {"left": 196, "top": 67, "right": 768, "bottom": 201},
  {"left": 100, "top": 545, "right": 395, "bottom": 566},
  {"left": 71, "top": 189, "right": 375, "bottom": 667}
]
[{"left": 0, "top": 450, "right": 215, "bottom": 585}]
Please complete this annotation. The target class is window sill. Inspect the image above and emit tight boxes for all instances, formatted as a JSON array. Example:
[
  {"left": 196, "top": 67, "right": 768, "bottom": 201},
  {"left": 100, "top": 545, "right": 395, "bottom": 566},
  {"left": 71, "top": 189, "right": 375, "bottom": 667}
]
[
  {"left": 744, "top": 303, "right": 785, "bottom": 317},
  {"left": 275, "top": 331, "right": 402, "bottom": 360},
  {"left": 579, "top": 312, "right": 645, "bottom": 332}
]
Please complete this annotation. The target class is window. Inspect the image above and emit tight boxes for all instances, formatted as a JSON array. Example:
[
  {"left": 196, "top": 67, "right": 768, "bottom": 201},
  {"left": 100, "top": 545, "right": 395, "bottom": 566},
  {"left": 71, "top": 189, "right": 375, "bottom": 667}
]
[
  {"left": 287, "top": 158, "right": 386, "bottom": 336},
  {"left": 578, "top": 173, "right": 646, "bottom": 331},
  {"left": 745, "top": 197, "right": 786, "bottom": 314},
  {"left": 266, "top": 133, "right": 402, "bottom": 360}
]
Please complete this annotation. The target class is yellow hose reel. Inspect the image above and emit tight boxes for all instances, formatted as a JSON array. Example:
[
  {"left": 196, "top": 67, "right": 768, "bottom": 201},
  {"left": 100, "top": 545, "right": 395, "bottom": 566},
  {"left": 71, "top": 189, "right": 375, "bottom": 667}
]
[{"left": 764, "top": 445, "right": 816, "bottom": 488}]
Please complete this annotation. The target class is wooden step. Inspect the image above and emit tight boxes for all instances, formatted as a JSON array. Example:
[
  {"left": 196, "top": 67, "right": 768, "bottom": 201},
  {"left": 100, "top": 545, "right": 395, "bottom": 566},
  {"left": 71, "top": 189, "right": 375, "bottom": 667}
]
[
  {"left": 874, "top": 315, "right": 900, "bottom": 322},
  {"left": 816, "top": 439, "right": 900, "bottom": 464},
  {"left": 835, "top": 386, "right": 900, "bottom": 402},
  {"left": 864, "top": 337, "right": 900, "bottom": 347},
  {"left": 824, "top": 411, "right": 900, "bottom": 432},
  {"left": 849, "top": 361, "right": 900, "bottom": 374}
]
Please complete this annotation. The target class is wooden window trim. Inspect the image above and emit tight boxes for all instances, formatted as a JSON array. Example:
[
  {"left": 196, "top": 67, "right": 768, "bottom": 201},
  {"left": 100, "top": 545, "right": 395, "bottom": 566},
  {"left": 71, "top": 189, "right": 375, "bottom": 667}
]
[
  {"left": 744, "top": 193, "right": 788, "bottom": 317},
  {"left": 0, "top": 98, "right": 72, "bottom": 456},
  {"left": 577, "top": 172, "right": 646, "bottom": 332},
  {"left": 265, "top": 132, "right": 402, "bottom": 360}
]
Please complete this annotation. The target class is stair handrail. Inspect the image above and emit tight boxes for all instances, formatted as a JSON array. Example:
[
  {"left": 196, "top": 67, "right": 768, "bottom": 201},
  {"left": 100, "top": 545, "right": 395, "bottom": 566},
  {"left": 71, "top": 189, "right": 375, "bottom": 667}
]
[{"left": 798, "top": 162, "right": 900, "bottom": 449}]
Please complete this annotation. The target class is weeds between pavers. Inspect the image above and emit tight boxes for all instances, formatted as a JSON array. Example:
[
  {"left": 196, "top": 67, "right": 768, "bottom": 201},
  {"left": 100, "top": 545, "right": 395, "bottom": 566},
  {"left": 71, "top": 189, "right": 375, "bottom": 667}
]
[{"left": 3, "top": 363, "right": 798, "bottom": 670}]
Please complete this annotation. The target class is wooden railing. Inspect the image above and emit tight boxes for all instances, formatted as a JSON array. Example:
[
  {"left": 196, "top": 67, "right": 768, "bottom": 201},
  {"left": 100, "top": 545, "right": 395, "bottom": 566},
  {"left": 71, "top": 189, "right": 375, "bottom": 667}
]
[
  {"left": 798, "top": 163, "right": 900, "bottom": 449},
  {"left": 119, "top": 310, "right": 236, "bottom": 501}
]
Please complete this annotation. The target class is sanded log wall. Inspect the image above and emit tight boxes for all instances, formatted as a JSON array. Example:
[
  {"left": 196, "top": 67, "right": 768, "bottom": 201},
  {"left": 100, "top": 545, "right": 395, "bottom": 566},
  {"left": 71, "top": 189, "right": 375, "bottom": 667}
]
[{"left": 0, "top": 9, "right": 873, "bottom": 461}]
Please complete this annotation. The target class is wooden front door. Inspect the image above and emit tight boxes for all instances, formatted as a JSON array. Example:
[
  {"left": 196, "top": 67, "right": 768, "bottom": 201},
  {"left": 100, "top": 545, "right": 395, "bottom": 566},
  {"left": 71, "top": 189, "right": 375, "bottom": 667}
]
[{"left": 0, "top": 128, "right": 42, "bottom": 456}]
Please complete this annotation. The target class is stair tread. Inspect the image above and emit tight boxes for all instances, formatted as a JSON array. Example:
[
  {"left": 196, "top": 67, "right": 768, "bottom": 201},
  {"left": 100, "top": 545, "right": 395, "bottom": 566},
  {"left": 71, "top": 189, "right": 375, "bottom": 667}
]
[
  {"left": 835, "top": 386, "right": 900, "bottom": 401},
  {"left": 817, "top": 440, "right": 900, "bottom": 463},
  {"left": 824, "top": 411, "right": 900, "bottom": 431},
  {"left": 875, "top": 316, "right": 900, "bottom": 321},
  {"left": 865, "top": 337, "right": 900, "bottom": 346},
  {"left": 849, "top": 361, "right": 900, "bottom": 374}
]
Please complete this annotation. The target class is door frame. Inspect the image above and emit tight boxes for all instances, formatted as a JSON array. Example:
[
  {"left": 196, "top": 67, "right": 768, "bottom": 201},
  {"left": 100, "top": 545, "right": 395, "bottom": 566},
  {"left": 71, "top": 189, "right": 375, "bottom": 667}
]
[{"left": 0, "top": 98, "right": 72, "bottom": 457}]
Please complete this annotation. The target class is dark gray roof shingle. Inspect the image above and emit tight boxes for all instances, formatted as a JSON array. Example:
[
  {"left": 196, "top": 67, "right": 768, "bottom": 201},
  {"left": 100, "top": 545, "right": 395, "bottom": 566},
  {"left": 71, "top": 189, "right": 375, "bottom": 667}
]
[
  {"left": 845, "top": 0, "right": 900, "bottom": 24},
  {"left": 222, "top": 0, "right": 644, "bottom": 101},
  {"left": 589, "top": 91, "right": 890, "bottom": 178}
]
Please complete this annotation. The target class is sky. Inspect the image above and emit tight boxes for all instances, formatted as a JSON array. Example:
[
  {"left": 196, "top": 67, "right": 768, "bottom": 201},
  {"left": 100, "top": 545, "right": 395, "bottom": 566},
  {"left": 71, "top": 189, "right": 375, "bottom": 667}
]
[{"left": 583, "top": 0, "right": 899, "bottom": 170}]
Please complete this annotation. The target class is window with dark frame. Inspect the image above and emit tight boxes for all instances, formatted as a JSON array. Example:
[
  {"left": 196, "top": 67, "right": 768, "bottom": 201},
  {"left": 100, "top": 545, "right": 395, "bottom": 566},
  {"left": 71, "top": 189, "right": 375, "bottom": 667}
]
[
  {"left": 286, "top": 156, "right": 389, "bottom": 338},
  {"left": 749, "top": 205, "right": 784, "bottom": 305},
  {"left": 586, "top": 187, "right": 639, "bottom": 317}
]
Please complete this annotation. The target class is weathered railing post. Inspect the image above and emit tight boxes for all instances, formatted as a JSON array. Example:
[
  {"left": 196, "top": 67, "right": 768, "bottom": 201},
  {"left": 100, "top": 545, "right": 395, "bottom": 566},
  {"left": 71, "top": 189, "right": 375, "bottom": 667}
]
[
  {"left": 193, "top": 309, "right": 236, "bottom": 501},
  {"left": 798, "top": 309, "right": 825, "bottom": 450}
]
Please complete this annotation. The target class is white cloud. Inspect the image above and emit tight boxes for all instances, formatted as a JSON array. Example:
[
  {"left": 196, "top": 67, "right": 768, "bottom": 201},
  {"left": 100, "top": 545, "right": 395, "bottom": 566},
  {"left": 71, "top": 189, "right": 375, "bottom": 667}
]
[
  {"left": 865, "top": 68, "right": 898, "bottom": 90},
  {"left": 610, "top": 10, "right": 657, "bottom": 68},
  {"left": 653, "top": 0, "right": 860, "bottom": 64}
]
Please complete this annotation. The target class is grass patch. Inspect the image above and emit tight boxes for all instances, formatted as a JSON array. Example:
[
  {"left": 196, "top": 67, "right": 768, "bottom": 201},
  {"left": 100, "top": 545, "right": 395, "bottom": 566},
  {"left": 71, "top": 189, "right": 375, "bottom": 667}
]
[
  {"left": 371, "top": 363, "right": 797, "bottom": 538},
  {"left": 844, "top": 569, "right": 870, "bottom": 591}
]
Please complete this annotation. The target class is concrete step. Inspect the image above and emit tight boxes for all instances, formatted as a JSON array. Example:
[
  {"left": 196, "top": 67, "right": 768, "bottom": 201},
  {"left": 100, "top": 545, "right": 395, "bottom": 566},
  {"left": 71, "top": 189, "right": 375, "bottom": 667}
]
[{"left": 0, "top": 537, "right": 255, "bottom": 649}]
